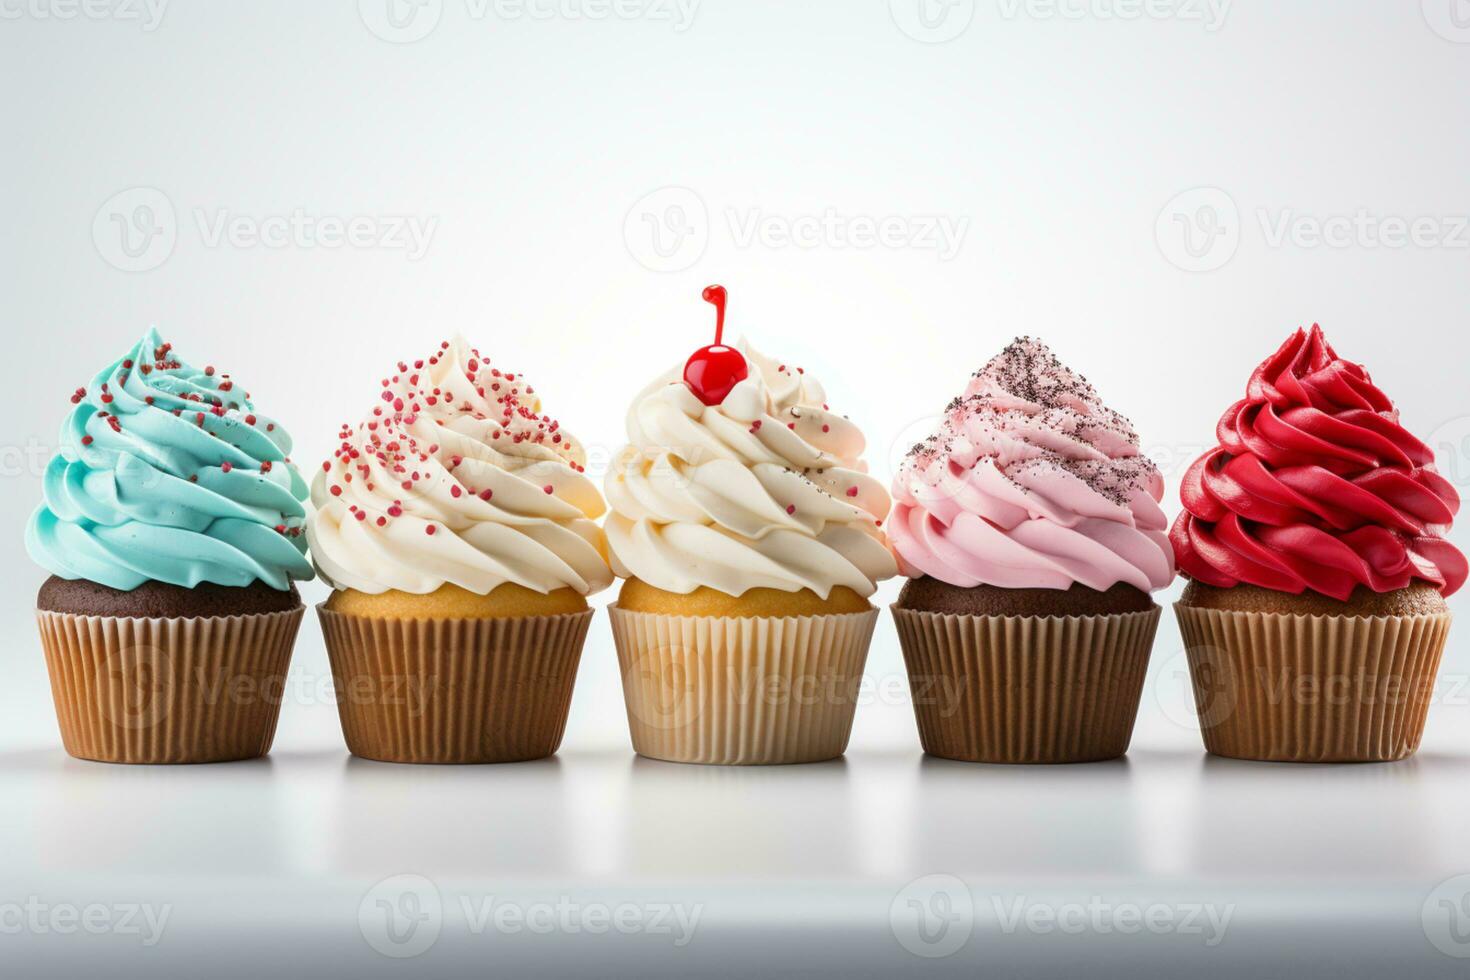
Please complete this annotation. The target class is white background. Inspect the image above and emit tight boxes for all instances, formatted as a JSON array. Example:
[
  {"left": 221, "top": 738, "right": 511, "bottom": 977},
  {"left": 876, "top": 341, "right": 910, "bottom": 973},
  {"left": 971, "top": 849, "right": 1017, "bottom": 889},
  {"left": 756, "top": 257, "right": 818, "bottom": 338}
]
[{"left": 4, "top": 3, "right": 1470, "bottom": 976}]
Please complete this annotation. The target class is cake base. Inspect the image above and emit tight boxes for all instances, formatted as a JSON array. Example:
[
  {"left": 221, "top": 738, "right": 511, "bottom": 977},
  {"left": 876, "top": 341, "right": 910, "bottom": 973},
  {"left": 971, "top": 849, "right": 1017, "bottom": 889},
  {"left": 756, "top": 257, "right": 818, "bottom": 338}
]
[
  {"left": 324, "top": 582, "right": 588, "bottom": 620},
  {"left": 38, "top": 575, "right": 301, "bottom": 618},
  {"left": 896, "top": 578, "right": 1155, "bottom": 617},
  {"left": 616, "top": 578, "right": 871, "bottom": 618},
  {"left": 1174, "top": 586, "right": 1452, "bottom": 762}
]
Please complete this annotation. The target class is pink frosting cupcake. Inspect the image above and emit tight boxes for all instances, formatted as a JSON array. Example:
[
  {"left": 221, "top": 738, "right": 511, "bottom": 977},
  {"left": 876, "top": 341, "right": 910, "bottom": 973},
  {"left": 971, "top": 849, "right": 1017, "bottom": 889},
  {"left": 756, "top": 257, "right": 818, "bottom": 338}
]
[{"left": 888, "top": 338, "right": 1173, "bottom": 763}]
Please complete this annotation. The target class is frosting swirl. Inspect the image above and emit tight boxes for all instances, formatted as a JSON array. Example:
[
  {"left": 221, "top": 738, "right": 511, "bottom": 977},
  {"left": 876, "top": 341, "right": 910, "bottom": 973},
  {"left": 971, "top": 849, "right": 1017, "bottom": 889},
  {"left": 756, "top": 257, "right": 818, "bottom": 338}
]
[
  {"left": 889, "top": 338, "right": 1174, "bottom": 592},
  {"left": 307, "top": 338, "right": 611, "bottom": 596},
  {"left": 25, "top": 329, "right": 312, "bottom": 591},
  {"left": 604, "top": 341, "right": 897, "bottom": 598},
  {"left": 1170, "top": 325, "right": 1466, "bottom": 599}
]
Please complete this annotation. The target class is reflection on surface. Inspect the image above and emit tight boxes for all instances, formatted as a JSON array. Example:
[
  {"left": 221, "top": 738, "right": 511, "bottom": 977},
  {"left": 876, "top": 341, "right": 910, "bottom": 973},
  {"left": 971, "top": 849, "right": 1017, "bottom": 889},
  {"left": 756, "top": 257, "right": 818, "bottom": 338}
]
[
  {"left": 613, "top": 756, "right": 858, "bottom": 878},
  {"left": 1184, "top": 752, "right": 1438, "bottom": 876},
  {"left": 4, "top": 742, "right": 1470, "bottom": 885},
  {"left": 905, "top": 754, "right": 1143, "bottom": 876},
  {"left": 22, "top": 751, "right": 291, "bottom": 874}
]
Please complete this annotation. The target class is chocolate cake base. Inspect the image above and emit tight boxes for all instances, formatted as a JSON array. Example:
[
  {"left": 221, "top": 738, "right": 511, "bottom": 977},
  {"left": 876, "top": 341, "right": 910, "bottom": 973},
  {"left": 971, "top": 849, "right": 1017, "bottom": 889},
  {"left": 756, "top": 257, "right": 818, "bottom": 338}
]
[
  {"left": 896, "top": 578, "right": 1155, "bottom": 617},
  {"left": 38, "top": 575, "right": 302, "bottom": 619},
  {"left": 1179, "top": 580, "right": 1447, "bottom": 618}
]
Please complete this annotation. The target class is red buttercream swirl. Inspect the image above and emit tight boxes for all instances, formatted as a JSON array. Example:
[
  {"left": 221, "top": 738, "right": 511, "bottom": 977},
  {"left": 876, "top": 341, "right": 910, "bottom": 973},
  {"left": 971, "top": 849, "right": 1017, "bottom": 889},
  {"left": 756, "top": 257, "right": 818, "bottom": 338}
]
[{"left": 1170, "top": 325, "right": 1465, "bottom": 599}]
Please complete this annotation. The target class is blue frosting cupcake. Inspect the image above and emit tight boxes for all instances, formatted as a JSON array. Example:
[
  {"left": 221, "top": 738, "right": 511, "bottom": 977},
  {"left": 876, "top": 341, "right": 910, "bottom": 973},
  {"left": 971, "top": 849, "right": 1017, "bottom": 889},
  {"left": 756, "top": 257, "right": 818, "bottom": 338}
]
[{"left": 28, "top": 329, "right": 312, "bottom": 614}]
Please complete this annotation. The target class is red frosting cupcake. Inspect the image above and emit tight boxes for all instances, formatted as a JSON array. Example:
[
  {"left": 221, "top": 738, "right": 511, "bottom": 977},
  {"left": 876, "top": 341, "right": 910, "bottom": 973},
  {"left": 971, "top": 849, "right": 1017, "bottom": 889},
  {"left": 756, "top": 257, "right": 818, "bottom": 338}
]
[
  {"left": 1172, "top": 324, "right": 1464, "bottom": 601},
  {"left": 1172, "top": 325, "right": 1461, "bottom": 762}
]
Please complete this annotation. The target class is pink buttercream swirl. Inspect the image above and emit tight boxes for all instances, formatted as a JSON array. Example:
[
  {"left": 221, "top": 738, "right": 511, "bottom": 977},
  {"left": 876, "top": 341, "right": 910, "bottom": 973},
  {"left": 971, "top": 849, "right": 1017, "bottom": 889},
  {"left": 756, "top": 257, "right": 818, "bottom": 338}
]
[{"left": 888, "top": 338, "right": 1176, "bottom": 592}]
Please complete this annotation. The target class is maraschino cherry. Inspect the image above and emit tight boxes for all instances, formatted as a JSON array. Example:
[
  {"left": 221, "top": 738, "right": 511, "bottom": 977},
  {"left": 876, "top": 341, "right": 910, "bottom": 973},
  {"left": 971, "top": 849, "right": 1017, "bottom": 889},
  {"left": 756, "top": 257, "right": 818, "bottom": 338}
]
[{"left": 683, "top": 285, "right": 749, "bottom": 406}]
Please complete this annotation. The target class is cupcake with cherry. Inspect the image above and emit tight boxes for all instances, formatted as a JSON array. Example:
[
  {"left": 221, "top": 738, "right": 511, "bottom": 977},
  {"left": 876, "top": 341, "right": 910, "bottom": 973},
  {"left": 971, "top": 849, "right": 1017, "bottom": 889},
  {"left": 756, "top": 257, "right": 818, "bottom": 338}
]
[
  {"left": 308, "top": 337, "right": 611, "bottom": 763},
  {"left": 605, "top": 286, "right": 897, "bottom": 764}
]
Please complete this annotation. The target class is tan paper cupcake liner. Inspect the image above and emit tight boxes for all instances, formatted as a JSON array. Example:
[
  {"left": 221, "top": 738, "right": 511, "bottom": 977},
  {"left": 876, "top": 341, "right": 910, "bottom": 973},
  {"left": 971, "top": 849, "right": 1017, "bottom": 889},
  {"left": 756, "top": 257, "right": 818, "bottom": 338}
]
[
  {"left": 1174, "top": 603, "right": 1452, "bottom": 763},
  {"left": 608, "top": 605, "right": 880, "bottom": 765},
  {"left": 36, "top": 608, "right": 304, "bottom": 764},
  {"left": 891, "top": 606, "right": 1162, "bottom": 764},
  {"left": 317, "top": 606, "right": 592, "bottom": 764}
]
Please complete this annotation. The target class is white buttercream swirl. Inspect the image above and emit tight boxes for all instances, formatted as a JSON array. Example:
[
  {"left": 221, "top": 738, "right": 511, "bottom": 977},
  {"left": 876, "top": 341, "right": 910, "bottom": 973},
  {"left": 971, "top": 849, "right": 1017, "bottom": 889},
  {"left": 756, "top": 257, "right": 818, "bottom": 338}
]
[
  {"left": 307, "top": 338, "right": 612, "bottom": 596},
  {"left": 604, "top": 341, "right": 896, "bottom": 598}
]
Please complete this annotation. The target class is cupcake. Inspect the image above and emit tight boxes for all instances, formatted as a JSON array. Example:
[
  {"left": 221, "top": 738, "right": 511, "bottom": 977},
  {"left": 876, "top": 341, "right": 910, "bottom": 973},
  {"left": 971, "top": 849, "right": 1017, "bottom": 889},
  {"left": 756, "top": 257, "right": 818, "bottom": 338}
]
[
  {"left": 604, "top": 286, "right": 897, "bottom": 765},
  {"left": 1171, "top": 325, "right": 1464, "bottom": 762},
  {"left": 888, "top": 338, "right": 1173, "bottom": 764},
  {"left": 308, "top": 337, "right": 612, "bottom": 764},
  {"left": 26, "top": 330, "right": 313, "bottom": 764}
]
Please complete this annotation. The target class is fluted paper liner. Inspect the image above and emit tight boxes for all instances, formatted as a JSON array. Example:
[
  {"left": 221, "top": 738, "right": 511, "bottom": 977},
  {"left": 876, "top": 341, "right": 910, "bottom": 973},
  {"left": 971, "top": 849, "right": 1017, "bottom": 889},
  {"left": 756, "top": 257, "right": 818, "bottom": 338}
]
[
  {"left": 36, "top": 608, "right": 304, "bottom": 764},
  {"left": 608, "top": 605, "right": 880, "bottom": 765},
  {"left": 891, "top": 606, "right": 1161, "bottom": 764},
  {"left": 1173, "top": 603, "right": 1452, "bottom": 762},
  {"left": 317, "top": 606, "right": 592, "bottom": 764}
]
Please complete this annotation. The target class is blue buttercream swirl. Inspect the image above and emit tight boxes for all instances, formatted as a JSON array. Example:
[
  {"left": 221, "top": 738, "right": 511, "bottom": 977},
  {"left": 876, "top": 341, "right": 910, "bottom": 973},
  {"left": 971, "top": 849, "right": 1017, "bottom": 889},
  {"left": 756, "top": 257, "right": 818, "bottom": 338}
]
[{"left": 25, "top": 329, "right": 313, "bottom": 591}]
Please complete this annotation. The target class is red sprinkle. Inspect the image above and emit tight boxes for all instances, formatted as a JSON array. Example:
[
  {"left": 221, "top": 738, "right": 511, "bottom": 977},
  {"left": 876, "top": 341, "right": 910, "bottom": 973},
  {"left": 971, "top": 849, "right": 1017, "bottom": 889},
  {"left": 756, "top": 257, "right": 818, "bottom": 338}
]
[
  {"left": 221, "top": 462, "right": 233, "bottom": 473},
  {"left": 425, "top": 524, "right": 437, "bottom": 535},
  {"left": 846, "top": 486, "right": 859, "bottom": 497},
  {"left": 786, "top": 505, "right": 796, "bottom": 515},
  {"left": 543, "top": 485, "right": 554, "bottom": 494}
]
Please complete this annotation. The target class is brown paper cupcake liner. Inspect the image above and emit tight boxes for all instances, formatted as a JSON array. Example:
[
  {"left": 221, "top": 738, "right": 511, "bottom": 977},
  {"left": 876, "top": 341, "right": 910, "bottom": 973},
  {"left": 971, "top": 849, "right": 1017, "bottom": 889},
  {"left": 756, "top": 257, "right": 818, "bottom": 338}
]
[
  {"left": 608, "top": 605, "right": 880, "bottom": 765},
  {"left": 36, "top": 607, "right": 304, "bottom": 764},
  {"left": 317, "top": 606, "right": 592, "bottom": 764},
  {"left": 1174, "top": 603, "right": 1452, "bottom": 763},
  {"left": 891, "top": 605, "right": 1162, "bottom": 764}
]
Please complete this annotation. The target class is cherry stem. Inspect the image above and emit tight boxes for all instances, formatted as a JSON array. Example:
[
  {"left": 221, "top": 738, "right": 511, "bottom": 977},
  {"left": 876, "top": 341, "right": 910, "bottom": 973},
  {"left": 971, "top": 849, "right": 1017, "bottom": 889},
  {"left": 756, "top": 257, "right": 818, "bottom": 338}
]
[{"left": 702, "top": 285, "right": 728, "bottom": 346}]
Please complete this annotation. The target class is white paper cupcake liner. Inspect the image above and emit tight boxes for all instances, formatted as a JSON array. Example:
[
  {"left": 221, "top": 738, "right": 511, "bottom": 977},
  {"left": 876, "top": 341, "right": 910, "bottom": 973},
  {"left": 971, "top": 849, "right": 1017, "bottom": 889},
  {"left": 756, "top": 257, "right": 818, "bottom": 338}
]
[{"left": 607, "top": 605, "right": 880, "bottom": 765}]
